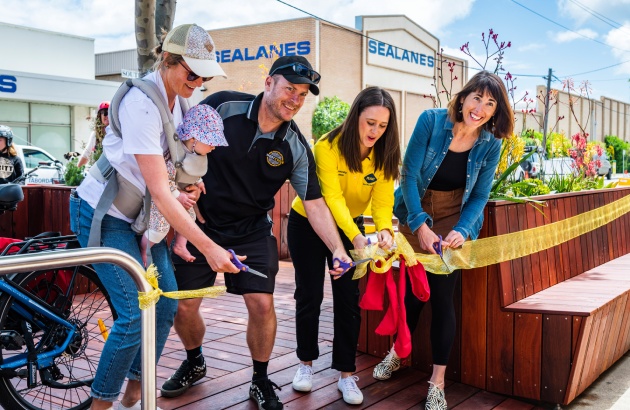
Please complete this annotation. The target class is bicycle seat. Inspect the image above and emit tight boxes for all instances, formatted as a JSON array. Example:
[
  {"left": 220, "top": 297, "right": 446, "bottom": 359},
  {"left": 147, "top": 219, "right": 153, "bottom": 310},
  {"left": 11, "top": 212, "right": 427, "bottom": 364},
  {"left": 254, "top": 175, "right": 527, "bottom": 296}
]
[{"left": 0, "top": 183, "right": 24, "bottom": 212}]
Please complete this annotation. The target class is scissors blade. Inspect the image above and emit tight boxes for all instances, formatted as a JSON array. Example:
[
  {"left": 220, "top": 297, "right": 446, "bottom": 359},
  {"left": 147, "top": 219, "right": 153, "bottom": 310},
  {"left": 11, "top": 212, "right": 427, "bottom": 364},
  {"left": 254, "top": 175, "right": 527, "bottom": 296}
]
[
  {"left": 353, "top": 257, "right": 373, "bottom": 265},
  {"left": 246, "top": 267, "right": 268, "bottom": 278},
  {"left": 227, "top": 248, "right": 268, "bottom": 278},
  {"left": 432, "top": 235, "right": 450, "bottom": 271},
  {"left": 439, "top": 255, "right": 450, "bottom": 271}
]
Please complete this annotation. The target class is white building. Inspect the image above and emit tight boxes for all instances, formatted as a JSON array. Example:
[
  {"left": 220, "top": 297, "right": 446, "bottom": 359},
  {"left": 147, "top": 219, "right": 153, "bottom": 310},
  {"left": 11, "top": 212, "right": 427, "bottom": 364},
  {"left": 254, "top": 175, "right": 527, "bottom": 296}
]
[{"left": 0, "top": 22, "right": 120, "bottom": 161}]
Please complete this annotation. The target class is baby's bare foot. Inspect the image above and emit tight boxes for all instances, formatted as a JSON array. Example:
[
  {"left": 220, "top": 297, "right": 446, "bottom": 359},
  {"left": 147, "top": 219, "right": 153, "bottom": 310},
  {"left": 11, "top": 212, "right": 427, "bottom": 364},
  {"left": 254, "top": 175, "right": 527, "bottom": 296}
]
[{"left": 173, "top": 243, "right": 195, "bottom": 262}]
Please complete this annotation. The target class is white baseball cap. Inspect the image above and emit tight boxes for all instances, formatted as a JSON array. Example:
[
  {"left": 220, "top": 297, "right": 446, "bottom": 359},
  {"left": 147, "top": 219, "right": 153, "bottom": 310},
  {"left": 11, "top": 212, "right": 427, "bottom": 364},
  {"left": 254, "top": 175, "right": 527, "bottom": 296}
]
[{"left": 163, "top": 24, "right": 226, "bottom": 79}]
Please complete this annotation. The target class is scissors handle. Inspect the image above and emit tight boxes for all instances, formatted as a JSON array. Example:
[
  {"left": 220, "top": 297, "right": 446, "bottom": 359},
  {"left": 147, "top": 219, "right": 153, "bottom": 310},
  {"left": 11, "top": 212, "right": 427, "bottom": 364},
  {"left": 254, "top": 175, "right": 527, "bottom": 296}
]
[
  {"left": 432, "top": 235, "right": 443, "bottom": 257},
  {"left": 333, "top": 257, "right": 355, "bottom": 275},
  {"left": 227, "top": 249, "right": 248, "bottom": 272}
]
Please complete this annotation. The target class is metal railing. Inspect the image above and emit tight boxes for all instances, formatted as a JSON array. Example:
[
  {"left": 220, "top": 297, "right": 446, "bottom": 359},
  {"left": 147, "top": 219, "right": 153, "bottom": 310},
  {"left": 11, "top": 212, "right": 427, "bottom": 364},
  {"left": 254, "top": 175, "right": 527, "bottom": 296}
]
[{"left": 0, "top": 247, "right": 156, "bottom": 410}]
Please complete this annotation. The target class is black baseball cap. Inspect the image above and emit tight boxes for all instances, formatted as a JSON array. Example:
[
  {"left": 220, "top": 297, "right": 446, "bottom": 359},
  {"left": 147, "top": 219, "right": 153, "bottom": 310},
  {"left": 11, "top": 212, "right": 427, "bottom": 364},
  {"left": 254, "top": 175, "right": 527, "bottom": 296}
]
[{"left": 269, "top": 55, "right": 320, "bottom": 95}]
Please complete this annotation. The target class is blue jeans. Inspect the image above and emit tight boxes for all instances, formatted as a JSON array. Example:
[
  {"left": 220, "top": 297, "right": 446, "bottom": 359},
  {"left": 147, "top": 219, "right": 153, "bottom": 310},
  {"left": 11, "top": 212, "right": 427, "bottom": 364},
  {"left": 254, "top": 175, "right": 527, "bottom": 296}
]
[{"left": 69, "top": 194, "right": 178, "bottom": 401}]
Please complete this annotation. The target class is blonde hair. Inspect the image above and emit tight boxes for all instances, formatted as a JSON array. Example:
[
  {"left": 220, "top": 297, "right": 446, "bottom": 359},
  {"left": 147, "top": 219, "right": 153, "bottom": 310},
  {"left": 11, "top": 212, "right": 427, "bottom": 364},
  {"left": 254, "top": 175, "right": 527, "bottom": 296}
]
[{"left": 151, "top": 28, "right": 183, "bottom": 72}]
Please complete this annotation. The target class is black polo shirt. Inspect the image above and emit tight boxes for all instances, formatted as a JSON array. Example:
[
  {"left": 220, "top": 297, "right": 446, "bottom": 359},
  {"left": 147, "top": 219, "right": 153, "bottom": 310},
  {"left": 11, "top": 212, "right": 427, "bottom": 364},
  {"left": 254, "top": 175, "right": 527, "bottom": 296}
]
[{"left": 197, "top": 91, "right": 322, "bottom": 244}]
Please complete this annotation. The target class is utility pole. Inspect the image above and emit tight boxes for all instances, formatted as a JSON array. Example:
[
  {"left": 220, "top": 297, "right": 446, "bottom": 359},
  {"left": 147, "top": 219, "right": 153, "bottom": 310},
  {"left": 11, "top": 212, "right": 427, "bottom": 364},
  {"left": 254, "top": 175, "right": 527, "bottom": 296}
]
[{"left": 542, "top": 68, "right": 552, "bottom": 159}]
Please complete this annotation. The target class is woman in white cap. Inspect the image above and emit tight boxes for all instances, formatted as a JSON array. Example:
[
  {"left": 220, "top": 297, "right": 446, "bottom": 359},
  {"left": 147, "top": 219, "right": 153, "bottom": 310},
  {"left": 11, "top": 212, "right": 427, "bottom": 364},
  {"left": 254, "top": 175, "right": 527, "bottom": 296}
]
[
  {"left": 69, "top": 24, "right": 242, "bottom": 410},
  {"left": 78, "top": 101, "right": 110, "bottom": 168}
]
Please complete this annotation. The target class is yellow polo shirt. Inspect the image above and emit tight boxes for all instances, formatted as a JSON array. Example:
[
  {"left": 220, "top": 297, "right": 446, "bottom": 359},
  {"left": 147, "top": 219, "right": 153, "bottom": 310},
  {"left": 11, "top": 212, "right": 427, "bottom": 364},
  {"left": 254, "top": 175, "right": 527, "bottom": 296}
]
[{"left": 292, "top": 134, "right": 395, "bottom": 241}]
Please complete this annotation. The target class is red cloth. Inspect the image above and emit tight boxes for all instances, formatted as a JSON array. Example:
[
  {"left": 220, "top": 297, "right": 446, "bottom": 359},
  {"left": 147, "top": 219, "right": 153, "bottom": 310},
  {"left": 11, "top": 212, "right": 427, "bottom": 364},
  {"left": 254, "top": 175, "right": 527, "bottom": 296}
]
[
  {"left": 0, "top": 237, "right": 22, "bottom": 254},
  {"left": 359, "top": 257, "right": 430, "bottom": 359}
]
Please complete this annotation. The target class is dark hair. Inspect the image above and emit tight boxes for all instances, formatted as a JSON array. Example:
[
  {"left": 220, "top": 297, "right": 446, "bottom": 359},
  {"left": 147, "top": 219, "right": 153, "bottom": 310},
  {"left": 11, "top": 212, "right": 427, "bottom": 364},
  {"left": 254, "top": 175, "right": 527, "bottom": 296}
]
[
  {"left": 447, "top": 71, "right": 514, "bottom": 139},
  {"left": 327, "top": 87, "right": 400, "bottom": 180}
]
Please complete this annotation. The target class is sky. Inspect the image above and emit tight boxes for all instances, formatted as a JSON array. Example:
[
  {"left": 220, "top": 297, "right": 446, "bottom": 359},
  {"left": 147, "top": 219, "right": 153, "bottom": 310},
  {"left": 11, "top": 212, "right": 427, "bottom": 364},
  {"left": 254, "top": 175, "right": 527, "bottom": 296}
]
[{"left": 2, "top": 0, "right": 630, "bottom": 105}]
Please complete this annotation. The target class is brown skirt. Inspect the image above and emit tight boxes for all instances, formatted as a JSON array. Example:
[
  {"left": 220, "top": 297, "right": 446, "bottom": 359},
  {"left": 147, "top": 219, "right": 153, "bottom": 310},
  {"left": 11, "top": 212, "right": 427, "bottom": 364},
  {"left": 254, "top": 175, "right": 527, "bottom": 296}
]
[{"left": 399, "top": 188, "right": 464, "bottom": 253}]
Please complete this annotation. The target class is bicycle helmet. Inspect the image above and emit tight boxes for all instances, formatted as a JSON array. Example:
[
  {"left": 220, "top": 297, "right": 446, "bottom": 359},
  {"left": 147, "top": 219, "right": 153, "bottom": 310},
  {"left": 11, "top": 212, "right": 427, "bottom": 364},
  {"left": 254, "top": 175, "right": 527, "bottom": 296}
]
[
  {"left": 98, "top": 101, "right": 110, "bottom": 111},
  {"left": 0, "top": 124, "right": 13, "bottom": 147}
]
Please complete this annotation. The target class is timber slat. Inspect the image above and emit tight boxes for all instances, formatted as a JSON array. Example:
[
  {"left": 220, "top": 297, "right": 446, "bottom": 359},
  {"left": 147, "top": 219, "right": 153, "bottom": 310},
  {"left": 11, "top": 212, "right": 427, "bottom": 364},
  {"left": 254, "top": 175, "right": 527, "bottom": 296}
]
[
  {"left": 541, "top": 315, "right": 572, "bottom": 403},
  {"left": 513, "top": 313, "right": 541, "bottom": 401}
]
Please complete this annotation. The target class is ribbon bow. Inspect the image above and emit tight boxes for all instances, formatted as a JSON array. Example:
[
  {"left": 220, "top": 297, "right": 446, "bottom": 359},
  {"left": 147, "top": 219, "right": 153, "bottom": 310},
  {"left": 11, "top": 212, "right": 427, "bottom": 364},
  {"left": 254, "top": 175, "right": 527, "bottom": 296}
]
[{"left": 138, "top": 264, "right": 227, "bottom": 309}]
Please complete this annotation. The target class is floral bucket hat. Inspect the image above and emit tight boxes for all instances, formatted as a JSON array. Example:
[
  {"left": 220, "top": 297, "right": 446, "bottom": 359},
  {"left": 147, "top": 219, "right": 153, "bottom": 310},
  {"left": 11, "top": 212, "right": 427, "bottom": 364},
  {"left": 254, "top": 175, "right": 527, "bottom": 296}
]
[{"left": 177, "top": 104, "right": 228, "bottom": 147}]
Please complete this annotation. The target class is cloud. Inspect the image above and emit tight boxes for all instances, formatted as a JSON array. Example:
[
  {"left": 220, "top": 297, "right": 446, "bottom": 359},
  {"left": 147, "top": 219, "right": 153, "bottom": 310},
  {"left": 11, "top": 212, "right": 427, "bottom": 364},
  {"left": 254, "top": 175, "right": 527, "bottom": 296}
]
[
  {"left": 552, "top": 28, "right": 598, "bottom": 43},
  {"left": 517, "top": 43, "right": 545, "bottom": 52},
  {"left": 604, "top": 23, "right": 630, "bottom": 75},
  {"left": 557, "top": 0, "right": 630, "bottom": 25},
  {"left": 0, "top": 0, "right": 476, "bottom": 53}
]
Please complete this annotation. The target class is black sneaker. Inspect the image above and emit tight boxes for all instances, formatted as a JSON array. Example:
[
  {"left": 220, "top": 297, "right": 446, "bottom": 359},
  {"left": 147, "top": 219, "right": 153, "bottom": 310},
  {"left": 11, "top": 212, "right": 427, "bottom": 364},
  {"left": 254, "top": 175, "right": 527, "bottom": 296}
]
[
  {"left": 249, "top": 378, "right": 283, "bottom": 410},
  {"left": 160, "top": 358, "right": 206, "bottom": 398}
]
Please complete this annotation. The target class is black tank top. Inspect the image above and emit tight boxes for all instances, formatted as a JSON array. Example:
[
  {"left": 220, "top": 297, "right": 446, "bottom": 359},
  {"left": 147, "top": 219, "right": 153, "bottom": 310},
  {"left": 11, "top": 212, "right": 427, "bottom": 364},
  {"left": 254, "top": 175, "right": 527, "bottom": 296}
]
[{"left": 428, "top": 149, "right": 471, "bottom": 191}]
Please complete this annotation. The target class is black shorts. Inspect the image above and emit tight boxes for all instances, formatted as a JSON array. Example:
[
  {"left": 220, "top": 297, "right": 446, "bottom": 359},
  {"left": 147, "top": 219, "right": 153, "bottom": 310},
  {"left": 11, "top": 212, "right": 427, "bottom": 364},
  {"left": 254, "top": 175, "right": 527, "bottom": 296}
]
[{"left": 173, "top": 235, "right": 279, "bottom": 295}]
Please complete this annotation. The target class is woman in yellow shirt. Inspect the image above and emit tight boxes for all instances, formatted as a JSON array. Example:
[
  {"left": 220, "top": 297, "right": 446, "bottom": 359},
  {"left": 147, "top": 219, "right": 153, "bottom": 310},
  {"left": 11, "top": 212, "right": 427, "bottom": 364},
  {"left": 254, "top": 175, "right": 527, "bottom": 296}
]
[{"left": 287, "top": 87, "right": 401, "bottom": 405}]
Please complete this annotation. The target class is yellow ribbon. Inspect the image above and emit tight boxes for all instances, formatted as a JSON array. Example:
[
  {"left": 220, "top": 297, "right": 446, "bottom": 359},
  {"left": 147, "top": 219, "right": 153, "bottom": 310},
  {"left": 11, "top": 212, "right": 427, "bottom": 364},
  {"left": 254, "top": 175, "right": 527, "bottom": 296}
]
[
  {"left": 349, "top": 233, "right": 418, "bottom": 279},
  {"left": 138, "top": 264, "right": 226, "bottom": 309},
  {"left": 349, "top": 193, "right": 630, "bottom": 276}
]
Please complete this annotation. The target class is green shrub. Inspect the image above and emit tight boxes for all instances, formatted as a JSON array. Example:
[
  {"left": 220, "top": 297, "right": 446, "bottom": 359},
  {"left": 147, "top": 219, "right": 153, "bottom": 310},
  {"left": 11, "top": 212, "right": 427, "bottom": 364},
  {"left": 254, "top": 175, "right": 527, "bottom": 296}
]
[
  {"left": 604, "top": 135, "right": 630, "bottom": 172},
  {"left": 64, "top": 157, "right": 85, "bottom": 186},
  {"left": 311, "top": 96, "right": 350, "bottom": 141}
]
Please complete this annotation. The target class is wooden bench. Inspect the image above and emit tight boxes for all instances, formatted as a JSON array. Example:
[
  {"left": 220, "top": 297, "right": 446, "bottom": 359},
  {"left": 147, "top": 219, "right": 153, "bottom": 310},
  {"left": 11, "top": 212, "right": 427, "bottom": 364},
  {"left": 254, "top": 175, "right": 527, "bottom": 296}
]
[
  {"left": 357, "top": 188, "right": 630, "bottom": 407},
  {"left": 504, "top": 254, "right": 630, "bottom": 405}
]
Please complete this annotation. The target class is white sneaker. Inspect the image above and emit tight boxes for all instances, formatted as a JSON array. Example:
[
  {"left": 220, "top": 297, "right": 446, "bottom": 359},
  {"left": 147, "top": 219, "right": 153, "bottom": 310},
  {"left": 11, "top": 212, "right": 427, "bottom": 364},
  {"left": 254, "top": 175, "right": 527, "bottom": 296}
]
[
  {"left": 292, "top": 363, "right": 313, "bottom": 392},
  {"left": 337, "top": 375, "right": 363, "bottom": 405},
  {"left": 117, "top": 401, "right": 162, "bottom": 410}
]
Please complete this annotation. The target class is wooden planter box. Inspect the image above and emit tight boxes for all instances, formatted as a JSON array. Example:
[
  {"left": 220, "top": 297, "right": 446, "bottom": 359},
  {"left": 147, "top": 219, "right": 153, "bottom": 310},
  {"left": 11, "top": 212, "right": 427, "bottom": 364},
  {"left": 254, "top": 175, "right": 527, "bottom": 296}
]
[
  {"left": 0, "top": 183, "right": 298, "bottom": 260},
  {"left": 357, "top": 187, "right": 630, "bottom": 405},
  {"left": 0, "top": 185, "right": 73, "bottom": 239}
]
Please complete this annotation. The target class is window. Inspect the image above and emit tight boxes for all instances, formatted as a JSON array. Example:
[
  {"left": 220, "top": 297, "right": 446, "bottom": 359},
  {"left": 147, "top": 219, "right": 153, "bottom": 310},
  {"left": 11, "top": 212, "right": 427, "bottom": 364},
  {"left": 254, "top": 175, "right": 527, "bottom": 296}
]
[
  {"left": 22, "top": 148, "right": 55, "bottom": 169},
  {"left": 0, "top": 100, "right": 71, "bottom": 159}
]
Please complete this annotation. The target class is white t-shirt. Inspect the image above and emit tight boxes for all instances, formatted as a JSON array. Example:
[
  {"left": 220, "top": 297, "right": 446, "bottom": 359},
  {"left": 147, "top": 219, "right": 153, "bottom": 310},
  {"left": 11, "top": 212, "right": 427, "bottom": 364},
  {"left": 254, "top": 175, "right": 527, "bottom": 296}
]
[
  {"left": 79, "top": 131, "right": 96, "bottom": 161},
  {"left": 77, "top": 71, "right": 184, "bottom": 222}
]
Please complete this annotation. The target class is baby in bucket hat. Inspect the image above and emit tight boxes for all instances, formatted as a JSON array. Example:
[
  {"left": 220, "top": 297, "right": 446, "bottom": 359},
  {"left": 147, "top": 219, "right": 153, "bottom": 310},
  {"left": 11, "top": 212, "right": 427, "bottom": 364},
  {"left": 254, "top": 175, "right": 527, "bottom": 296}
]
[{"left": 139, "top": 104, "right": 227, "bottom": 265}]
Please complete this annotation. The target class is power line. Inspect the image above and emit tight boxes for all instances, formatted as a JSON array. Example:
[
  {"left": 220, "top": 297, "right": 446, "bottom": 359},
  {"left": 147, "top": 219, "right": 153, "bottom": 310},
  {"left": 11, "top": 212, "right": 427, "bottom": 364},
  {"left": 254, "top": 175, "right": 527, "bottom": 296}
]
[
  {"left": 562, "top": 59, "right": 630, "bottom": 77},
  {"left": 566, "top": 0, "right": 630, "bottom": 34},
  {"left": 509, "top": 0, "right": 630, "bottom": 53},
  {"left": 274, "top": 0, "right": 628, "bottom": 97}
]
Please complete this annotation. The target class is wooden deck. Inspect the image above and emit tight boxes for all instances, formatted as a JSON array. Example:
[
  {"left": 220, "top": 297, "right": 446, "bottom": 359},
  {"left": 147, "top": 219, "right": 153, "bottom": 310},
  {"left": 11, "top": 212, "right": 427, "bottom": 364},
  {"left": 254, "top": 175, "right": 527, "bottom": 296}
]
[{"left": 151, "top": 260, "right": 550, "bottom": 410}]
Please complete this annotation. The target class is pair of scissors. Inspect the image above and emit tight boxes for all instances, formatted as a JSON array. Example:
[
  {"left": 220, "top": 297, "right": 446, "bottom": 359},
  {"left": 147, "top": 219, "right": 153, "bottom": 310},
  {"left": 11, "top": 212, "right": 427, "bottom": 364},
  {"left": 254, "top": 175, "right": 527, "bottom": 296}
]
[
  {"left": 227, "top": 249, "right": 268, "bottom": 278},
  {"left": 432, "top": 235, "right": 450, "bottom": 271},
  {"left": 333, "top": 238, "right": 376, "bottom": 276},
  {"left": 333, "top": 257, "right": 373, "bottom": 277}
]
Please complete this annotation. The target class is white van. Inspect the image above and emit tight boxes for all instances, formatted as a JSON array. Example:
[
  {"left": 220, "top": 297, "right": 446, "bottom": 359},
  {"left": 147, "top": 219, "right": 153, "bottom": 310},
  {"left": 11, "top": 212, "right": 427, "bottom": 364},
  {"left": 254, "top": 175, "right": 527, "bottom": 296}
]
[{"left": 14, "top": 145, "right": 64, "bottom": 184}]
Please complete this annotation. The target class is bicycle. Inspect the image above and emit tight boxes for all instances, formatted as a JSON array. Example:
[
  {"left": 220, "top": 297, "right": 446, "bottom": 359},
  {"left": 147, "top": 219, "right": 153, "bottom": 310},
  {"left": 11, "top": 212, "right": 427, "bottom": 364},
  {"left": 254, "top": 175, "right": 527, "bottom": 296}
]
[{"left": 0, "top": 185, "right": 117, "bottom": 410}]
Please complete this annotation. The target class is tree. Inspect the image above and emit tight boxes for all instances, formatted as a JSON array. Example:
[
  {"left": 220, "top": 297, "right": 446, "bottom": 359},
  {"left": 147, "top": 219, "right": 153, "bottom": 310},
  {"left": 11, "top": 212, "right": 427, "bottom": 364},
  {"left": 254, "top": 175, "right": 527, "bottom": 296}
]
[
  {"left": 135, "top": 0, "right": 177, "bottom": 74},
  {"left": 311, "top": 97, "right": 350, "bottom": 141}
]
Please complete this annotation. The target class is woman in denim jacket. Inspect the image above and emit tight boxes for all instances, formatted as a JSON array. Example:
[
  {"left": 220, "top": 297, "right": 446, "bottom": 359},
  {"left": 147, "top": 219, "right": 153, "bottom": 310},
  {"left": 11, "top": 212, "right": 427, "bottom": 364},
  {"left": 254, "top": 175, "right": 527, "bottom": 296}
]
[{"left": 373, "top": 71, "right": 514, "bottom": 410}]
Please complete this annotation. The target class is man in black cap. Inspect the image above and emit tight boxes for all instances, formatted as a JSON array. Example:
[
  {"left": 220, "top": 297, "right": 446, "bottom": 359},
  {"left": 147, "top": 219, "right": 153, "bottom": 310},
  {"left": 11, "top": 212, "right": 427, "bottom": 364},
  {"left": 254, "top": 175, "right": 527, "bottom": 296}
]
[{"left": 162, "top": 55, "right": 352, "bottom": 410}]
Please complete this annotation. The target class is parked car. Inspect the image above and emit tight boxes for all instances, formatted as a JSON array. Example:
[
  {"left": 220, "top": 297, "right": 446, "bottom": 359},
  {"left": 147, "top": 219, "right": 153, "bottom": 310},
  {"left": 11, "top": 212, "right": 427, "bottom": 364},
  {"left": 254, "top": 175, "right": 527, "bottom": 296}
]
[
  {"left": 511, "top": 148, "right": 542, "bottom": 181},
  {"left": 541, "top": 157, "right": 578, "bottom": 179},
  {"left": 14, "top": 144, "right": 65, "bottom": 184},
  {"left": 592, "top": 154, "right": 612, "bottom": 180}
]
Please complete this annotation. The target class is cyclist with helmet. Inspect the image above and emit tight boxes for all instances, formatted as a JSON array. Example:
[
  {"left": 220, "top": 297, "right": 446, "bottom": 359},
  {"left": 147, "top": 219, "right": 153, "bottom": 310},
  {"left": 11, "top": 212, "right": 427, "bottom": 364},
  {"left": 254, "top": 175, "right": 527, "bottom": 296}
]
[
  {"left": 78, "top": 101, "right": 110, "bottom": 168},
  {"left": 0, "top": 125, "right": 24, "bottom": 184}
]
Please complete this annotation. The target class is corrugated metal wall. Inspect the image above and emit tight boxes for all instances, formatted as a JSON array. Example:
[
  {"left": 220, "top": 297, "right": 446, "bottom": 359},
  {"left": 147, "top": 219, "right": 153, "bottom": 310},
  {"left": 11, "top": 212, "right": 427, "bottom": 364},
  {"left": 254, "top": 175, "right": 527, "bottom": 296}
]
[{"left": 95, "top": 49, "right": 136, "bottom": 76}]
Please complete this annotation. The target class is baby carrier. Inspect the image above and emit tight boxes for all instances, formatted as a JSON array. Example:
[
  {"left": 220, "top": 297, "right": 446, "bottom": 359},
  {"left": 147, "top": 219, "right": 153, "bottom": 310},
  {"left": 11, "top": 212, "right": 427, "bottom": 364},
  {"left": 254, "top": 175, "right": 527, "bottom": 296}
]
[{"left": 87, "top": 78, "right": 207, "bottom": 248}]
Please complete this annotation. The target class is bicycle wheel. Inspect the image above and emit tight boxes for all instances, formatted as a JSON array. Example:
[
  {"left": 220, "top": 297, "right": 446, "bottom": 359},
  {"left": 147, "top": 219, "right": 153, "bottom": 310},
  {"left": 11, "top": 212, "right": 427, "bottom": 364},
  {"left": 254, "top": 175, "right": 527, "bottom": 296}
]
[{"left": 0, "top": 265, "right": 117, "bottom": 410}]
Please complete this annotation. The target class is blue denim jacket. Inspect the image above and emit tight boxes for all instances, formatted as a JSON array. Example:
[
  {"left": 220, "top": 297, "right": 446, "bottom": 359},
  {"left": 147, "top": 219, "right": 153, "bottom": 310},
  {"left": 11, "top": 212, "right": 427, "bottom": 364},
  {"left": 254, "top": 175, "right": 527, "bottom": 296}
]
[{"left": 394, "top": 108, "right": 501, "bottom": 240}]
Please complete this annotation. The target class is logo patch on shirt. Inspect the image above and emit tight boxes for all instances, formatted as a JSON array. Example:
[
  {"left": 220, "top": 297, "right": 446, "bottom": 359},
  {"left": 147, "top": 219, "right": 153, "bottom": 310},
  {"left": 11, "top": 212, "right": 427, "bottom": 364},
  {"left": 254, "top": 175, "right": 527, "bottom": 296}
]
[
  {"left": 0, "top": 157, "right": 14, "bottom": 179},
  {"left": 364, "top": 173, "right": 377, "bottom": 184},
  {"left": 266, "top": 150, "right": 284, "bottom": 167}
]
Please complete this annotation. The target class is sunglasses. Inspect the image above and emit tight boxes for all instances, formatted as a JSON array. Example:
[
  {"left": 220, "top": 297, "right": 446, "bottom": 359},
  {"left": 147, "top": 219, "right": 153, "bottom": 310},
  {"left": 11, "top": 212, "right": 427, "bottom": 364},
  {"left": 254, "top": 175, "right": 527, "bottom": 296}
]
[
  {"left": 269, "top": 63, "right": 321, "bottom": 84},
  {"left": 178, "top": 61, "right": 212, "bottom": 82}
]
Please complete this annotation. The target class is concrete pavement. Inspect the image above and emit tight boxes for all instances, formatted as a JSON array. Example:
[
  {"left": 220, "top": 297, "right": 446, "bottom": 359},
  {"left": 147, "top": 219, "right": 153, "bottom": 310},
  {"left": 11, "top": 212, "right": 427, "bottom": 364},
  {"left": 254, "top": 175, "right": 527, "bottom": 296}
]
[{"left": 564, "top": 351, "right": 630, "bottom": 409}]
